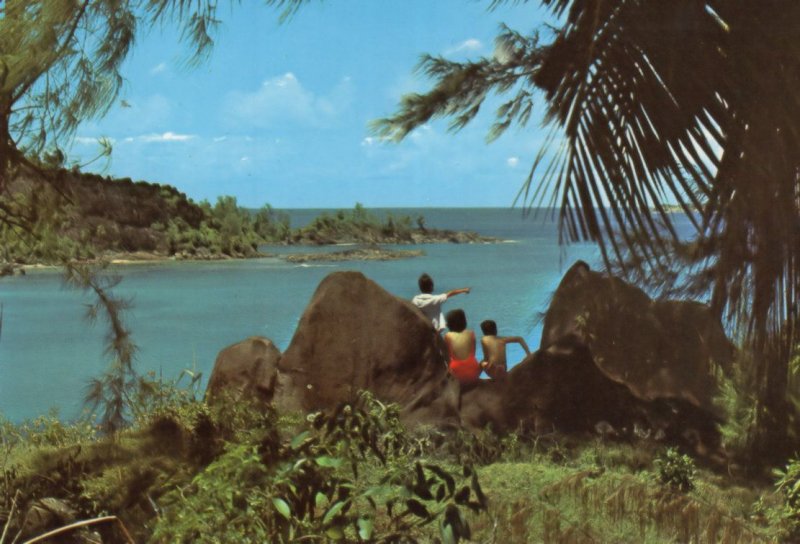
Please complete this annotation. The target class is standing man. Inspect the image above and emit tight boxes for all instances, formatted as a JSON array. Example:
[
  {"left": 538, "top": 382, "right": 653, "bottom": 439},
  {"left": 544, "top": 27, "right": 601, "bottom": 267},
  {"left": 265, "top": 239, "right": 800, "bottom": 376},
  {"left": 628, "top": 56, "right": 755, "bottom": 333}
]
[{"left": 411, "top": 273, "right": 470, "bottom": 331}]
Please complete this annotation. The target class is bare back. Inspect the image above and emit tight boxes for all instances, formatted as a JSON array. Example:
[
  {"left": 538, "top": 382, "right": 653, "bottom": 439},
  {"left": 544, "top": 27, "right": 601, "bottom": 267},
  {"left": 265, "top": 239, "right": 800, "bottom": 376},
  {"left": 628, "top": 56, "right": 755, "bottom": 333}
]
[
  {"left": 445, "top": 330, "right": 475, "bottom": 360},
  {"left": 481, "top": 335, "right": 530, "bottom": 367},
  {"left": 481, "top": 336, "right": 508, "bottom": 367}
]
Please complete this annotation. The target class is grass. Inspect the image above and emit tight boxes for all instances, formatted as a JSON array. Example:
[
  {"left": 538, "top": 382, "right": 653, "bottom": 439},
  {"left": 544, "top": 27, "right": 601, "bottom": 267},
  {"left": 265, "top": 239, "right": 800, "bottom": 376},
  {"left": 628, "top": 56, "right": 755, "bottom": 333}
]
[
  {"left": 466, "top": 441, "right": 775, "bottom": 543},
  {"left": 0, "top": 398, "right": 792, "bottom": 543}
]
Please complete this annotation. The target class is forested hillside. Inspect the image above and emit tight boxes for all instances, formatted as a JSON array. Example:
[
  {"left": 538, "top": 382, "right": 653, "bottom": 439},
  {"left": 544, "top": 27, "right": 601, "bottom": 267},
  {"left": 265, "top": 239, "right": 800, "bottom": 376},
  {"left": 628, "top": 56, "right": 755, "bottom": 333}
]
[
  {"left": 1, "top": 166, "right": 288, "bottom": 265},
  {"left": 1, "top": 168, "right": 488, "bottom": 269}
]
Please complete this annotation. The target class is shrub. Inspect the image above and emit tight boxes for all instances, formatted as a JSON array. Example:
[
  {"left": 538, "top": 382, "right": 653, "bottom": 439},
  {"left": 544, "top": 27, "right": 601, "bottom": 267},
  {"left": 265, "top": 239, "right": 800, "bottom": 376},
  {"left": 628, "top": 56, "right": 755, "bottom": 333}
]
[
  {"left": 714, "top": 359, "right": 758, "bottom": 459},
  {"left": 0, "top": 409, "right": 96, "bottom": 450},
  {"left": 152, "top": 391, "right": 487, "bottom": 543},
  {"left": 773, "top": 456, "right": 800, "bottom": 538},
  {"left": 654, "top": 447, "right": 696, "bottom": 492}
]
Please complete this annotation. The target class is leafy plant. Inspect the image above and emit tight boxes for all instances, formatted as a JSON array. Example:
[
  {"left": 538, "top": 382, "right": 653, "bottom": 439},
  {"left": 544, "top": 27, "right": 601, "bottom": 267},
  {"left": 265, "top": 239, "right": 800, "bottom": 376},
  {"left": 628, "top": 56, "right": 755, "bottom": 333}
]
[
  {"left": 714, "top": 371, "right": 758, "bottom": 458},
  {"left": 773, "top": 456, "right": 800, "bottom": 539},
  {"left": 654, "top": 447, "right": 696, "bottom": 492},
  {"left": 0, "top": 409, "right": 96, "bottom": 450},
  {"left": 152, "top": 392, "right": 486, "bottom": 542}
]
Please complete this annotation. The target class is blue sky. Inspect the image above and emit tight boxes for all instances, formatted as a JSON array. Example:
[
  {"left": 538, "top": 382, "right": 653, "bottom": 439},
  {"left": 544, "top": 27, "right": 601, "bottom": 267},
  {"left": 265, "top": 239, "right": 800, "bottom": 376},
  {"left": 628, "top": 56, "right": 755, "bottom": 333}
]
[{"left": 73, "top": 1, "right": 554, "bottom": 208}]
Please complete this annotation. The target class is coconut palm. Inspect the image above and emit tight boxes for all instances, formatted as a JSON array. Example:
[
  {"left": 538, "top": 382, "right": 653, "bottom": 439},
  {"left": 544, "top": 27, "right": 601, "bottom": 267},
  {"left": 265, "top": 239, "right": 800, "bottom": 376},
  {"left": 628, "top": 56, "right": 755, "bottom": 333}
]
[{"left": 376, "top": 0, "right": 800, "bottom": 461}]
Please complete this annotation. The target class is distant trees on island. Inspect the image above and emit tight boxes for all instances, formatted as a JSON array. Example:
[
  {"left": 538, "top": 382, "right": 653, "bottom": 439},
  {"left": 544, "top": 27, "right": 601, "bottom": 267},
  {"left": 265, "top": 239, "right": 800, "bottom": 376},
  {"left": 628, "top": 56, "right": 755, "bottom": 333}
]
[{"left": 0, "top": 169, "right": 435, "bottom": 265}]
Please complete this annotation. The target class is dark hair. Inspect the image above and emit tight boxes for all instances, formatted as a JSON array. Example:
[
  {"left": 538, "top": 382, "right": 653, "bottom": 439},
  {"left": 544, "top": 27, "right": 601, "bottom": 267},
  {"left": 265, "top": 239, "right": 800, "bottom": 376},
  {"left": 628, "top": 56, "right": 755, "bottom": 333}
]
[
  {"left": 480, "top": 320, "right": 497, "bottom": 335},
  {"left": 445, "top": 309, "right": 467, "bottom": 332},
  {"left": 418, "top": 273, "right": 434, "bottom": 294}
]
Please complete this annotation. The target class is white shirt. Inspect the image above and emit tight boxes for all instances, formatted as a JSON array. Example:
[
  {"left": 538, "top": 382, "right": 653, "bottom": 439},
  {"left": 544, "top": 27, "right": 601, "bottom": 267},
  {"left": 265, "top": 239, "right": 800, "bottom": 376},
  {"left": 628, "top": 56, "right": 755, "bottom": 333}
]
[{"left": 411, "top": 293, "right": 449, "bottom": 331}]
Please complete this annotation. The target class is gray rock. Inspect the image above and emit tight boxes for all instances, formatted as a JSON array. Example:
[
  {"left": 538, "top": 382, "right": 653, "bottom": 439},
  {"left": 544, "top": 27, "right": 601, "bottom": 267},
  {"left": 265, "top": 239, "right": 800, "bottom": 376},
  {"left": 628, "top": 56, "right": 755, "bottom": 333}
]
[
  {"left": 540, "top": 260, "right": 734, "bottom": 415},
  {"left": 206, "top": 336, "right": 282, "bottom": 404}
]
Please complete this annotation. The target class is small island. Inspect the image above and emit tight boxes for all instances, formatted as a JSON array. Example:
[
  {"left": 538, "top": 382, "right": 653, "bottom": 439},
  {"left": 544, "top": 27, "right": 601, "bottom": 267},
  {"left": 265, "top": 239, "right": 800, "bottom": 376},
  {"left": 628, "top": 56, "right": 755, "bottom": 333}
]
[
  {"left": 284, "top": 247, "right": 425, "bottom": 263},
  {"left": 0, "top": 168, "right": 497, "bottom": 273}
]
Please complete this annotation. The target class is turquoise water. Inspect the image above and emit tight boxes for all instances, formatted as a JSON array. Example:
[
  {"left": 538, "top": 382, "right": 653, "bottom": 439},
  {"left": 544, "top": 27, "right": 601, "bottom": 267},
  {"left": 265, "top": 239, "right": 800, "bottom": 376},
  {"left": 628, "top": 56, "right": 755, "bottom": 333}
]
[{"left": 0, "top": 208, "right": 601, "bottom": 421}]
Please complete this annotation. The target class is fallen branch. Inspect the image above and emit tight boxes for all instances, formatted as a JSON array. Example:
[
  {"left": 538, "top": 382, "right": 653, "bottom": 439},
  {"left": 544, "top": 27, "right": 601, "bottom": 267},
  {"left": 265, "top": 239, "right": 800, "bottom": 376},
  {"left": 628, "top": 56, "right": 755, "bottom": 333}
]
[
  {"left": 0, "top": 489, "right": 21, "bottom": 544},
  {"left": 22, "top": 515, "right": 134, "bottom": 544}
]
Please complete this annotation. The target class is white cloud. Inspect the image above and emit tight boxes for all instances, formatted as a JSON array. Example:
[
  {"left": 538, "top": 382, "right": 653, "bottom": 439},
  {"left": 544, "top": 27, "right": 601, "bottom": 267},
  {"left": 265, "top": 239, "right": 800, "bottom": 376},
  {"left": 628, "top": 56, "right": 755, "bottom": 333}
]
[
  {"left": 74, "top": 136, "right": 115, "bottom": 145},
  {"left": 213, "top": 136, "right": 228, "bottom": 142},
  {"left": 143, "top": 131, "right": 195, "bottom": 142},
  {"left": 361, "top": 135, "right": 391, "bottom": 147},
  {"left": 150, "top": 62, "right": 167, "bottom": 75},
  {"left": 223, "top": 73, "right": 354, "bottom": 128},
  {"left": 120, "top": 132, "right": 196, "bottom": 143},
  {"left": 445, "top": 38, "right": 483, "bottom": 55},
  {"left": 240, "top": 156, "right": 249, "bottom": 162},
  {"left": 507, "top": 156, "right": 520, "bottom": 168}
]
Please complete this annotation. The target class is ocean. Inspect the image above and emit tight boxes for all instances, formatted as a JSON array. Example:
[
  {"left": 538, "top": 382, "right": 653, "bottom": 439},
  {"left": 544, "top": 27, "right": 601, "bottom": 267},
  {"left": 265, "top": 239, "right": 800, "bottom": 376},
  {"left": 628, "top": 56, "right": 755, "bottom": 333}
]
[{"left": 0, "top": 208, "right": 604, "bottom": 422}]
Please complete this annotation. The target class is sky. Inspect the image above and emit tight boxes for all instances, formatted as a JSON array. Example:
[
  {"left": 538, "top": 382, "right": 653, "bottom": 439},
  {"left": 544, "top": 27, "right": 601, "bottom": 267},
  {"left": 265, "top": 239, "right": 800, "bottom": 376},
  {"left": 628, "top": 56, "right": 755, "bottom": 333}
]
[{"left": 72, "top": 1, "right": 555, "bottom": 209}]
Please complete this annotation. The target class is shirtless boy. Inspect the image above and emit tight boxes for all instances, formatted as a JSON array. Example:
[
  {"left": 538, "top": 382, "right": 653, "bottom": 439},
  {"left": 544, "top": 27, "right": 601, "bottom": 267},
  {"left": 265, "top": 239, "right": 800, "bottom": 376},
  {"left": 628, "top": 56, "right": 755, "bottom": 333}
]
[{"left": 479, "top": 319, "right": 531, "bottom": 379}]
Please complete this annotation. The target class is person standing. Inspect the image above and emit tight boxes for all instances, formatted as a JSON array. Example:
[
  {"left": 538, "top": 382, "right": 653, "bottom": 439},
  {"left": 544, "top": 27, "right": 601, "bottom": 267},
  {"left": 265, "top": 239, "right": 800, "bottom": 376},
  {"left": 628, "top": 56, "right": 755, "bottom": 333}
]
[{"left": 411, "top": 273, "right": 470, "bottom": 331}]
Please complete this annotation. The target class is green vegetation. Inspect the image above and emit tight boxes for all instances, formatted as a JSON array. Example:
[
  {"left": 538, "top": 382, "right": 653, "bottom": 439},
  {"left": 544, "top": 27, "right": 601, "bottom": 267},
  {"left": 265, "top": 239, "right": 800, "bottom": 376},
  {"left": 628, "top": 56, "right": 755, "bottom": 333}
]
[
  {"left": 773, "top": 457, "right": 800, "bottom": 540},
  {"left": 293, "top": 203, "right": 415, "bottom": 245},
  {"left": 1, "top": 388, "right": 488, "bottom": 543},
  {"left": 290, "top": 203, "right": 489, "bottom": 246},
  {"left": 4, "top": 382, "right": 800, "bottom": 543},
  {"left": 4, "top": 1, "right": 800, "bottom": 539},
  {"left": 0, "top": 171, "right": 480, "bottom": 267},
  {"left": 654, "top": 448, "right": 697, "bottom": 493},
  {"left": 0, "top": 169, "right": 279, "bottom": 265}
]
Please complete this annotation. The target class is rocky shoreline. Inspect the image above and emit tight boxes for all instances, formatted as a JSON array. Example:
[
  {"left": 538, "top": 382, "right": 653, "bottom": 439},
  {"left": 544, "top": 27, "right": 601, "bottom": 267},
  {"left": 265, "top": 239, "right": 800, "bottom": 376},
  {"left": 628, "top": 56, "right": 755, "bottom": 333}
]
[
  {"left": 1, "top": 229, "right": 499, "bottom": 275},
  {"left": 283, "top": 247, "right": 425, "bottom": 263},
  {"left": 289, "top": 227, "right": 497, "bottom": 246}
]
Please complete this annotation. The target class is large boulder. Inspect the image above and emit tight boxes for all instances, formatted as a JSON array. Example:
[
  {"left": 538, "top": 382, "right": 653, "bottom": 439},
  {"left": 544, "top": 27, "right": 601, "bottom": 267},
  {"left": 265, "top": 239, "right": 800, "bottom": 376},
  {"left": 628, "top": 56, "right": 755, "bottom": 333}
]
[
  {"left": 205, "top": 336, "right": 281, "bottom": 403},
  {"left": 461, "top": 336, "right": 651, "bottom": 434},
  {"left": 460, "top": 335, "right": 722, "bottom": 457},
  {"left": 207, "top": 270, "right": 722, "bottom": 458},
  {"left": 540, "top": 261, "right": 734, "bottom": 414},
  {"left": 272, "top": 271, "right": 461, "bottom": 428}
]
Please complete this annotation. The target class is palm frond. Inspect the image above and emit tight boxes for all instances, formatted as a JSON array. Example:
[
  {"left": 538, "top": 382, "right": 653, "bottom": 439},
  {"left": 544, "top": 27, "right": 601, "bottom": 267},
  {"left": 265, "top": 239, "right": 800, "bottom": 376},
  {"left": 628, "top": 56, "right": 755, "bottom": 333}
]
[{"left": 378, "top": 0, "right": 800, "bottom": 454}]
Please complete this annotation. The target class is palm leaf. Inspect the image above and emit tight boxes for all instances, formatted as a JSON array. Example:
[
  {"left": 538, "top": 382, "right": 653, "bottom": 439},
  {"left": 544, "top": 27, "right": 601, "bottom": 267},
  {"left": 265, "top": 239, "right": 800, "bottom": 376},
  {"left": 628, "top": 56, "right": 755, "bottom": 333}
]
[{"left": 378, "top": 0, "right": 800, "bottom": 456}]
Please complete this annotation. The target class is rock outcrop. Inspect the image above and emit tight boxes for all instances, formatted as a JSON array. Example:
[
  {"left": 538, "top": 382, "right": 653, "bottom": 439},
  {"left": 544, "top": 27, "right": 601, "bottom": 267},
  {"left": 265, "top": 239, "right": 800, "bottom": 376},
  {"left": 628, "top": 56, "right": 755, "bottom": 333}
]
[
  {"left": 460, "top": 335, "right": 721, "bottom": 456},
  {"left": 206, "top": 337, "right": 281, "bottom": 403},
  {"left": 460, "top": 336, "right": 647, "bottom": 433},
  {"left": 272, "top": 271, "right": 461, "bottom": 428},
  {"left": 540, "top": 261, "right": 734, "bottom": 414},
  {"left": 207, "top": 269, "right": 723, "bottom": 456}
]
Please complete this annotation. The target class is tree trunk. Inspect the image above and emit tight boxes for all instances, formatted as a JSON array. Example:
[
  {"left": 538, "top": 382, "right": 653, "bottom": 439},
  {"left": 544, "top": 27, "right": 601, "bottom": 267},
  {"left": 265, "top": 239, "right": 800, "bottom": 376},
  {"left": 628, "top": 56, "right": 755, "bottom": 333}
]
[
  {"left": 0, "top": 96, "right": 12, "bottom": 192},
  {"left": 748, "top": 340, "right": 792, "bottom": 466}
]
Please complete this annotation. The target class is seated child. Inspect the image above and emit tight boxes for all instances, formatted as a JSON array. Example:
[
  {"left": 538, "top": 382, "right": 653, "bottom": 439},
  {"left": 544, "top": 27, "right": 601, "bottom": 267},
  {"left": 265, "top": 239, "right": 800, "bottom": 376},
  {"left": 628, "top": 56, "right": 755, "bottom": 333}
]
[
  {"left": 479, "top": 320, "right": 531, "bottom": 380},
  {"left": 444, "top": 309, "right": 481, "bottom": 385}
]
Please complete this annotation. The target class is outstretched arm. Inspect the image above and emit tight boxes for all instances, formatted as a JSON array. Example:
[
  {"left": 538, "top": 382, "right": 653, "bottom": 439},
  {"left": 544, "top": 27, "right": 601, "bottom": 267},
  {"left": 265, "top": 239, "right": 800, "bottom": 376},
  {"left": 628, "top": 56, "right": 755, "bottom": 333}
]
[
  {"left": 445, "top": 287, "right": 471, "bottom": 298},
  {"left": 504, "top": 336, "right": 531, "bottom": 355}
]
